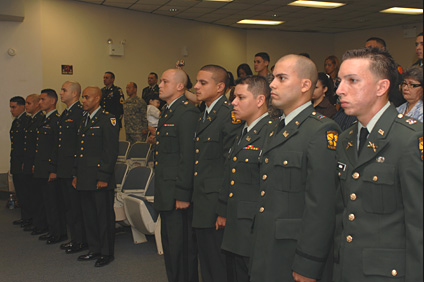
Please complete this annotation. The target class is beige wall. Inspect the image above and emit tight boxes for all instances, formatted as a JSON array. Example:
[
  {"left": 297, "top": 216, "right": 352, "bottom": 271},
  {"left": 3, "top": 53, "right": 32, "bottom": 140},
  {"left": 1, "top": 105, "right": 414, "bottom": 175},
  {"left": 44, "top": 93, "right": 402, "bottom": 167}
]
[{"left": 0, "top": 0, "right": 422, "bottom": 172}]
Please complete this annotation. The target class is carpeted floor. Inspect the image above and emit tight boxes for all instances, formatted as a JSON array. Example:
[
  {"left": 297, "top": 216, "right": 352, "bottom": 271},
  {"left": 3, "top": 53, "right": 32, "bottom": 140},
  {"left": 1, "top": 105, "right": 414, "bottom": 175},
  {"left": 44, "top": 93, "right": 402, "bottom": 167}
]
[{"left": 0, "top": 194, "right": 168, "bottom": 282}]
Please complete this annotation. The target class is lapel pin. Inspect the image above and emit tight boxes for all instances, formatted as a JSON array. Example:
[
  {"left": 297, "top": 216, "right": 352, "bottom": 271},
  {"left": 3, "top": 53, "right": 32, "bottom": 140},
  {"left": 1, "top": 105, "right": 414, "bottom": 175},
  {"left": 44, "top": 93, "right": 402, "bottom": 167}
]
[
  {"left": 349, "top": 130, "right": 354, "bottom": 135},
  {"left": 246, "top": 136, "right": 251, "bottom": 142},
  {"left": 269, "top": 132, "right": 274, "bottom": 137},
  {"left": 283, "top": 131, "right": 289, "bottom": 137},
  {"left": 367, "top": 141, "right": 378, "bottom": 153},
  {"left": 346, "top": 141, "right": 353, "bottom": 150},
  {"left": 376, "top": 156, "right": 385, "bottom": 163},
  {"left": 378, "top": 129, "right": 384, "bottom": 136}
]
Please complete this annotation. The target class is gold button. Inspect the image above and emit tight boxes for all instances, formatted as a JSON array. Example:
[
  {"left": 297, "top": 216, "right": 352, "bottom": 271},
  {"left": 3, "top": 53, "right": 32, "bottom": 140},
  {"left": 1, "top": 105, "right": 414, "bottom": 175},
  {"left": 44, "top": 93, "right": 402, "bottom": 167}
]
[
  {"left": 232, "top": 168, "right": 236, "bottom": 173},
  {"left": 233, "top": 157, "right": 237, "bottom": 162},
  {"left": 80, "top": 154, "right": 83, "bottom": 158},
  {"left": 312, "top": 112, "right": 317, "bottom": 115},
  {"left": 262, "top": 175, "right": 268, "bottom": 180},
  {"left": 157, "top": 132, "right": 160, "bottom": 135},
  {"left": 82, "top": 134, "right": 85, "bottom": 137},
  {"left": 156, "top": 141, "right": 159, "bottom": 145},
  {"left": 229, "top": 193, "right": 233, "bottom": 198},
  {"left": 208, "top": 137, "right": 211, "bottom": 141},
  {"left": 265, "top": 158, "right": 269, "bottom": 164},
  {"left": 230, "top": 180, "right": 235, "bottom": 186},
  {"left": 155, "top": 162, "right": 158, "bottom": 165},
  {"left": 59, "top": 145, "right": 61, "bottom": 148},
  {"left": 36, "top": 138, "right": 39, "bottom": 140},
  {"left": 97, "top": 164, "right": 100, "bottom": 167},
  {"left": 81, "top": 147, "right": 84, "bottom": 151},
  {"left": 346, "top": 235, "right": 353, "bottom": 243},
  {"left": 81, "top": 141, "right": 84, "bottom": 144},
  {"left": 166, "top": 132, "right": 169, "bottom": 136},
  {"left": 397, "top": 114, "right": 403, "bottom": 119},
  {"left": 245, "top": 159, "right": 249, "bottom": 162},
  {"left": 350, "top": 193, "right": 357, "bottom": 201},
  {"left": 283, "top": 160, "right": 288, "bottom": 165},
  {"left": 156, "top": 151, "right": 159, "bottom": 155},
  {"left": 35, "top": 150, "right": 38, "bottom": 153},
  {"left": 196, "top": 149, "right": 199, "bottom": 154},
  {"left": 194, "top": 172, "right": 198, "bottom": 176},
  {"left": 261, "top": 191, "right": 266, "bottom": 197},
  {"left": 338, "top": 172, "right": 342, "bottom": 176},
  {"left": 59, "top": 138, "right": 62, "bottom": 141},
  {"left": 373, "top": 176, "right": 378, "bottom": 182},
  {"left": 352, "top": 172, "right": 360, "bottom": 179},
  {"left": 348, "top": 214, "right": 355, "bottom": 221},
  {"left": 259, "top": 207, "right": 265, "bottom": 213},
  {"left": 195, "top": 161, "right": 199, "bottom": 165},
  {"left": 392, "top": 269, "right": 398, "bottom": 277},
  {"left": 59, "top": 126, "right": 62, "bottom": 128},
  {"left": 196, "top": 137, "right": 199, "bottom": 141}
]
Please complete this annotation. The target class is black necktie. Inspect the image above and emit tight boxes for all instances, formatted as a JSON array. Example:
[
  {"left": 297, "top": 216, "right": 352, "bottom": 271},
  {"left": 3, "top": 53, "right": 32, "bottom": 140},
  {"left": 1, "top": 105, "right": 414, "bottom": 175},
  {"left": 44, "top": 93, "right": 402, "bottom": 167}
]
[
  {"left": 276, "top": 118, "right": 285, "bottom": 134},
  {"left": 203, "top": 111, "right": 209, "bottom": 122},
  {"left": 358, "top": 127, "right": 369, "bottom": 155},
  {"left": 238, "top": 128, "right": 248, "bottom": 145},
  {"left": 85, "top": 115, "right": 90, "bottom": 127}
]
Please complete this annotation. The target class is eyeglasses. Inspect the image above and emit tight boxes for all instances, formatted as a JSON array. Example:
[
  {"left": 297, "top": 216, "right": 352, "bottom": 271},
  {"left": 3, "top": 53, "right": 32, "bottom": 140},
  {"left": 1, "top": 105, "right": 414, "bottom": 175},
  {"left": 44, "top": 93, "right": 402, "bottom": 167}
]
[{"left": 401, "top": 82, "right": 422, "bottom": 88}]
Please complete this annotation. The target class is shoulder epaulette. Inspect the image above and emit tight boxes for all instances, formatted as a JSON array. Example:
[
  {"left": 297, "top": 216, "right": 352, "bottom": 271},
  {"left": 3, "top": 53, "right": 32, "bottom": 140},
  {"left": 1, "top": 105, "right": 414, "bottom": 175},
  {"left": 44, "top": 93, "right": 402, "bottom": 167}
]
[{"left": 395, "top": 114, "right": 422, "bottom": 131}]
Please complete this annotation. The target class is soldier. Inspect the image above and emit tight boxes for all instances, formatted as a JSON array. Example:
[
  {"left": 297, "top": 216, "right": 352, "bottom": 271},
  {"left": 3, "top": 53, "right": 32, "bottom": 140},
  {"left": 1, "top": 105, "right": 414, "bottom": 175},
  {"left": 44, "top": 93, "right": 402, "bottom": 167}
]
[
  {"left": 10, "top": 96, "right": 31, "bottom": 227},
  {"left": 50, "top": 81, "right": 87, "bottom": 253},
  {"left": 216, "top": 76, "right": 271, "bottom": 282},
  {"left": 101, "top": 71, "right": 124, "bottom": 128},
  {"left": 33, "top": 89, "right": 66, "bottom": 244},
  {"left": 249, "top": 55, "right": 340, "bottom": 282},
  {"left": 22, "top": 94, "right": 46, "bottom": 234},
  {"left": 254, "top": 52, "right": 273, "bottom": 84},
  {"left": 192, "top": 65, "right": 242, "bottom": 282},
  {"left": 123, "top": 82, "right": 148, "bottom": 143},
  {"left": 333, "top": 48, "right": 423, "bottom": 282},
  {"left": 154, "top": 69, "right": 200, "bottom": 282},
  {"left": 142, "top": 72, "right": 160, "bottom": 103},
  {"left": 73, "top": 87, "right": 119, "bottom": 267}
]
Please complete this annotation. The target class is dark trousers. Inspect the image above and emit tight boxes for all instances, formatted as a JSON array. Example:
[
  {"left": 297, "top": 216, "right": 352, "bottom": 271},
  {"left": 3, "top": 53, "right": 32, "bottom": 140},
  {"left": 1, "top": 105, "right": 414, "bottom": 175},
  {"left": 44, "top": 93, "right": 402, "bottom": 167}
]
[
  {"left": 161, "top": 207, "right": 199, "bottom": 282},
  {"left": 195, "top": 228, "right": 227, "bottom": 282},
  {"left": 59, "top": 178, "right": 86, "bottom": 243},
  {"left": 80, "top": 189, "right": 115, "bottom": 256},
  {"left": 226, "top": 252, "right": 250, "bottom": 282},
  {"left": 12, "top": 174, "right": 30, "bottom": 221},
  {"left": 39, "top": 178, "right": 66, "bottom": 237},
  {"left": 29, "top": 176, "right": 47, "bottom": 230}
]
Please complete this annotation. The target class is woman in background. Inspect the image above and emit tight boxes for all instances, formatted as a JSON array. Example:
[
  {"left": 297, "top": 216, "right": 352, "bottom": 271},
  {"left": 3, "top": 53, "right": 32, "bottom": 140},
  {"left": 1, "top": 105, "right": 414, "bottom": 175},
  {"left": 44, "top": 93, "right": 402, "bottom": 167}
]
[
  {"left": 312, "top": 72, "right": 337, "bottom": 119},
  {"left": 397, "top": 66, "right": 423, "bottom": 122}
]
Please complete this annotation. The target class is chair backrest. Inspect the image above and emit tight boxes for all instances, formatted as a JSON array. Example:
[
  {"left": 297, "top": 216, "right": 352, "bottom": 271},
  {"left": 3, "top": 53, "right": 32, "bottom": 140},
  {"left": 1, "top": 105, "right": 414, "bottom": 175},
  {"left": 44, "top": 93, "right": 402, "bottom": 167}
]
[
  {"left": 121, "top": 166, "right": 152, "bottom": 191},
  {"left": 144, "top": 172, "right": 155, "bottom": 197},
  {"left": 115, "top": 163, "right": 128, "bottom": 187},
  {"left": 127, "top": 142, "right": 151, "bottom": 160},
  {"left": 118, "top": 141, "right": 130, "bottom": 158}
]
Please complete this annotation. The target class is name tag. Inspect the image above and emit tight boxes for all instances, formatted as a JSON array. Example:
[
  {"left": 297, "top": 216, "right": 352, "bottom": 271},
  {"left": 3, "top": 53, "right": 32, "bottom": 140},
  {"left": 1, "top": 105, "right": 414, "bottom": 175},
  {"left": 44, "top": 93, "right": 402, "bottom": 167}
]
[{"left": 338, "top": 162, "right": 346, "bottom": 171}]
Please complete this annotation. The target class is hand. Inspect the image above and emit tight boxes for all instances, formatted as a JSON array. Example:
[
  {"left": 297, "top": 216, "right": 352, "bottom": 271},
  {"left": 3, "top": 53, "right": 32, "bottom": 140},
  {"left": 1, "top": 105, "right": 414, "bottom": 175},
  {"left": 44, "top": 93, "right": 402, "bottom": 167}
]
[
  {"left": 97, "top": 181, "right": 108, "bottom": 189},
  {"left": 215, "top": 216, "right": 226, "bottom": 230},
  {"left": 176, "top": 200, "right": 190, "bottom": 210},
  {"left": 72, "top": 177, "right": 77, "bottom": 189},
  {"left": 293, "top": 272, "right": 316, "bottom": 282},
  {"left": 147, "top": 135, "right": 156, "bottom": 144},
  {"left": 48, "top": 173, "right": 57, "bottom": 182}
]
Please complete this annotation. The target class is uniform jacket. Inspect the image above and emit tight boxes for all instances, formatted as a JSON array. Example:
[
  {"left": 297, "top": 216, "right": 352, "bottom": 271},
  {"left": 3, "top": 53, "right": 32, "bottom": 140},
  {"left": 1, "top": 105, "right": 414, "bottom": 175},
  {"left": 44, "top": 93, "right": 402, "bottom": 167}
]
[
  {"left": 250, "top": 105, "right": 340, "bottom": 282},
  {"left": 333, "top": 106, "right": 423, "bottom": 282},
  {"left": 192, "top": 96, "right": 242, "bottom": 228},
  {"left": 101, "top": 84, "right": 124, "bottom": 128},
  {"left": 74, "top": 108, "right": 119, "bottom": 191},
  {"left": 142, "top": 85, "right": 159, "bottom": 103},
  {"left": 33, "top": 110, "right": 60, "bottom": 179},
  {"left": 23, "top": 111, "right": 45, "bottom": 175},
  {"left": 10, "top": 113, "right": 31, "bottom": 175},
  {"left": 217, "top": 115, "right": 271, "bottom": 257},
  {"left": 123, "top": 95, "right": 148, "bottom": 134},
  {"left": 51, "top": 102, "right": 84, "bottom": 178},
  {"left": 154, "top": 96, "right": 200, "bottom": 212}
]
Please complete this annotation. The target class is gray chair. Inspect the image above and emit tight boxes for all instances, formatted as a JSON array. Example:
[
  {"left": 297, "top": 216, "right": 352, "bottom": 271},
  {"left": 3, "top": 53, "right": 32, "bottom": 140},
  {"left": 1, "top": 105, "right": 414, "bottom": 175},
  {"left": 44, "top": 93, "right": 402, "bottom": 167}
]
[
  {"left": 114, "top": 163, "right": 129, "bottom": 221},
  {"left": 117, "top": 141, "right": 130, "bottom": 163},
  {"left": 126, "top": 142, "right": 151, "bottom": 167}
]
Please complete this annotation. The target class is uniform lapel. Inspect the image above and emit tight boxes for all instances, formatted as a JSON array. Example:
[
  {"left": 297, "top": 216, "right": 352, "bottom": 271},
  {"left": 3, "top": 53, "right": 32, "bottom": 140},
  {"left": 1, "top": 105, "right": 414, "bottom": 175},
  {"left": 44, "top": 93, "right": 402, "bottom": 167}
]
[
  {"left": 264, "top": 106, "right": 313, "bottom": 154},
  {"left": 82, "top": 109, "right": 102, "bottom": 133},
  {"left": 341, "top": 125, "right": 358, "bottom": 165},
  {"left": 356, "top": 106, "right": 395, "bottom": 168},
  {"left": 158, "top": 96, "right": 183, "bottom": 129},
  {"left": 196, "top": 96, "right": 226, "bottom": 136},
  {"left": 233, "top": 116, "right": 269, "bottom": 157}
]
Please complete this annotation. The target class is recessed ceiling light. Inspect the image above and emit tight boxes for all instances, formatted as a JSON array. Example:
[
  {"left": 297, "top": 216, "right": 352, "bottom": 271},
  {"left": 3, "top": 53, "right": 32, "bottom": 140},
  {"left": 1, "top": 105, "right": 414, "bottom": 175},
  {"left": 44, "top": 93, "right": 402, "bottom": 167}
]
[
  {"left": 380, "top": 7, "right": 423, "bottom": 15},
  {"left": 237, "top": 19, "right": 284, "bottom": 26},
  {"left": 201, "top": 0, "right": 234, "bottom": 2},
  {"left": 169, "top": 8, "right": 179, "bottom": 12},
  {"left": 288, "top": 1, "right": 346, "bottom": 9}
]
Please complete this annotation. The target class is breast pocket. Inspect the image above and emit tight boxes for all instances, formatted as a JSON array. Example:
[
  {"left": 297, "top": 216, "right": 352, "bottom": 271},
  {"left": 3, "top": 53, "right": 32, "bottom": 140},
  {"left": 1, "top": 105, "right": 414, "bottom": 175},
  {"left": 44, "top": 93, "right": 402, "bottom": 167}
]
[
  {"left": 202, "top": 135, "right": 221, "bottom": 160},
  {"left": 273, "top": 151, "right": 303, "bottom": 192},
  {"left": 362, "top": 164, "right": 397, "bottom": 214},
  {"left": 237, "top": 150, "right": 260, "bottom": 184},
  {"left": 161, "top": 128, "right": 178, "bottom": 153}
]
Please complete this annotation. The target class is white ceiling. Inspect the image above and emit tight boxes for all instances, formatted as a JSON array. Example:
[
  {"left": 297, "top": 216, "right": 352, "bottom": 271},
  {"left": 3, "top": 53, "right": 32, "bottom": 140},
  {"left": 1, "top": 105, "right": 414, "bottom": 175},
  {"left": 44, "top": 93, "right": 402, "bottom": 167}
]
[{"left": 73, "top": 0, "right": 423, "bottom": 33}]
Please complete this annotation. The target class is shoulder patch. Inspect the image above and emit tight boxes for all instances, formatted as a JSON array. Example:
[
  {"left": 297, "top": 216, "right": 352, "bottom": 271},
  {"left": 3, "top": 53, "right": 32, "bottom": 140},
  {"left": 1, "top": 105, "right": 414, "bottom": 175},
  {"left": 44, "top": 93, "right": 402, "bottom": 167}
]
[
  {"left": 110, "top": 118, "right": 116, "bottom": 126},
  {"left": 406, "top": 118, "right": 418, "bottom": 125},
  {"left": 327, "top": 130, "right": 338, "bottom": 150},
  {"left": 419, "top": 136, "right": 423, "bottom": 161},
  {"left": 231, "top": 111, "right": 242, "bottom": 124}
]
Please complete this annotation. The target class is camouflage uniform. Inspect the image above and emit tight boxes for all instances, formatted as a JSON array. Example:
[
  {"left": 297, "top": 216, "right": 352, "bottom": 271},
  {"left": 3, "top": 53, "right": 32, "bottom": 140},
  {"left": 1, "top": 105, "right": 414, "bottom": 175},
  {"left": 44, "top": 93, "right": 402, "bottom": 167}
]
[{"left": 123, "top": 95, "right": 148, "bottom": 143}]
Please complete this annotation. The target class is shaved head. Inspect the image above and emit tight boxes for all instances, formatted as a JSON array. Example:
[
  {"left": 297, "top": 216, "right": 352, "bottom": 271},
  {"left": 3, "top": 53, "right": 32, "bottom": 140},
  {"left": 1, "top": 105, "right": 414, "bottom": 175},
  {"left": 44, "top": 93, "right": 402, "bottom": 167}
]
[
  {"left": 27, "top": 94, "right": 40, "bottom": 103},
  {"left": 277, "top": 54, "right": 318, "bottom": 90},
  {"left": 200, "top": 64, "right": 229, "bottom": 92},
  {"left": 159, "top": 69, "right": 188, "bottom": 104},
  {"left": 82, "top": 86, "right": 102, "bottom": 113}
]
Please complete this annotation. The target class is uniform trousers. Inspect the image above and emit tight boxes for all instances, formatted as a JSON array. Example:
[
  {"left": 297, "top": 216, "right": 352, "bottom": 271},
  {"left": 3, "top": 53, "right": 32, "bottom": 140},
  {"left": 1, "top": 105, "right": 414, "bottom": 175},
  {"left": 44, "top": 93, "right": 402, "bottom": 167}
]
[
  {"left": 226, "top": 252, "right": 250, "bottom": 282},
  {"left": 39, "top": 178, "right": 66, "bottom": 237},
  {"left": 59, "top": 178, "right": 86, "bottom": 243},
  {"left": 161, "top": 207, "right": 199, "bottom": 282},
  {"left": 80, "top": 189, "right": 115, "bottom": 256},
  {"left": 30, "top": 177, "right": 47, "bottom": 230},
  {"left": 12, "top": 174, "right": 30, "bottom": 221},
  {"left": 195, "top": 228, "right": 227, "bottom": 282}
]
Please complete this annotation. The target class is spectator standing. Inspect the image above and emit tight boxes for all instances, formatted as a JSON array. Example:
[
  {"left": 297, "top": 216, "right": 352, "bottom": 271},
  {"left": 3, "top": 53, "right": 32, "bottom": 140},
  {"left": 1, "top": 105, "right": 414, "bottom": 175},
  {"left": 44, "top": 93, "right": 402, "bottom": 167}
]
[
  {"left": 101, "top": 71, "right": 125, "bottom": 128},
  {"left": 413, "top": 32, "right": 423, "bottom": 67},
  {"left": 254, "top": 52, "right": 274, "bottom": 84},
  {"left": 123, "top": 82, "right": 148, "bottom": 144}
]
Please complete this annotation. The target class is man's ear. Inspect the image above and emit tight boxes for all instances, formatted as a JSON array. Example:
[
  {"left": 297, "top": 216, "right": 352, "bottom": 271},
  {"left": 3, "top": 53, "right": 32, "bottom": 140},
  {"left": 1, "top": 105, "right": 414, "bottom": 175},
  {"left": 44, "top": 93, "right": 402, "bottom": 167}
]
[
  {"left": 301, "top": 79, "right": 312, "bottom": 93},
  {"left": 376, "top": 79, "right": 390, "bottom": 97}
]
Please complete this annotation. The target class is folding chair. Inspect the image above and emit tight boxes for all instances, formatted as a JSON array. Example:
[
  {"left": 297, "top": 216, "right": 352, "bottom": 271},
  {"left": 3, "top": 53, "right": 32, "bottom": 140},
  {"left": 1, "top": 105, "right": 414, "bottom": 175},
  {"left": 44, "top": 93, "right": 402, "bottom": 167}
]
[
  {"left": 126, "top": 142, "right": 151, "bottom": 167},
  {"left": 117, "top": 141, "right": 130, "bottom": 163},
  {"left": 114, "top": 163, "right": 129, "bottom": 221}
]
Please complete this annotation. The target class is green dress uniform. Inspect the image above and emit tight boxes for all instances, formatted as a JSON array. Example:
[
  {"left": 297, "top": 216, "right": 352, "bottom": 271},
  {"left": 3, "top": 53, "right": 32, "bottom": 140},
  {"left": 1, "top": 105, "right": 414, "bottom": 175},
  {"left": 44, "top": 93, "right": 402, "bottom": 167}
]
[
  {"left": 123, "top": 95, "right": 148, "bottom": 144},
  {"left": 154, "top": 96, "right": 200, "bottom": 282},
  {"left": 216, "top": 114, "right": 271, "bottom": 281},
  {"left": 50, "top": 102, "right": 86, "bottom": 248},
  {"left": 33, "top": 110, "right": 65, "bottom": 239},
  {"left": 193, "top": 95, "right": 242, "bottom": 282},
  {"left": 250, "top": 105, "right": 340, "bottom": 282},
  {"left": 101, "top": 84, "right": 124, "bottom": 128},
  {"left": 333, "top": 106, "right": 423, "bottom": 282},
  {"left": 10, "top": 112, "right": 31, "bottom": 222},
  {"left": 22, "top": 111, "right": 46, "bottom": 229},
  {"left": 74, "top": 108, "right": 119, "bottom": 257}
]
